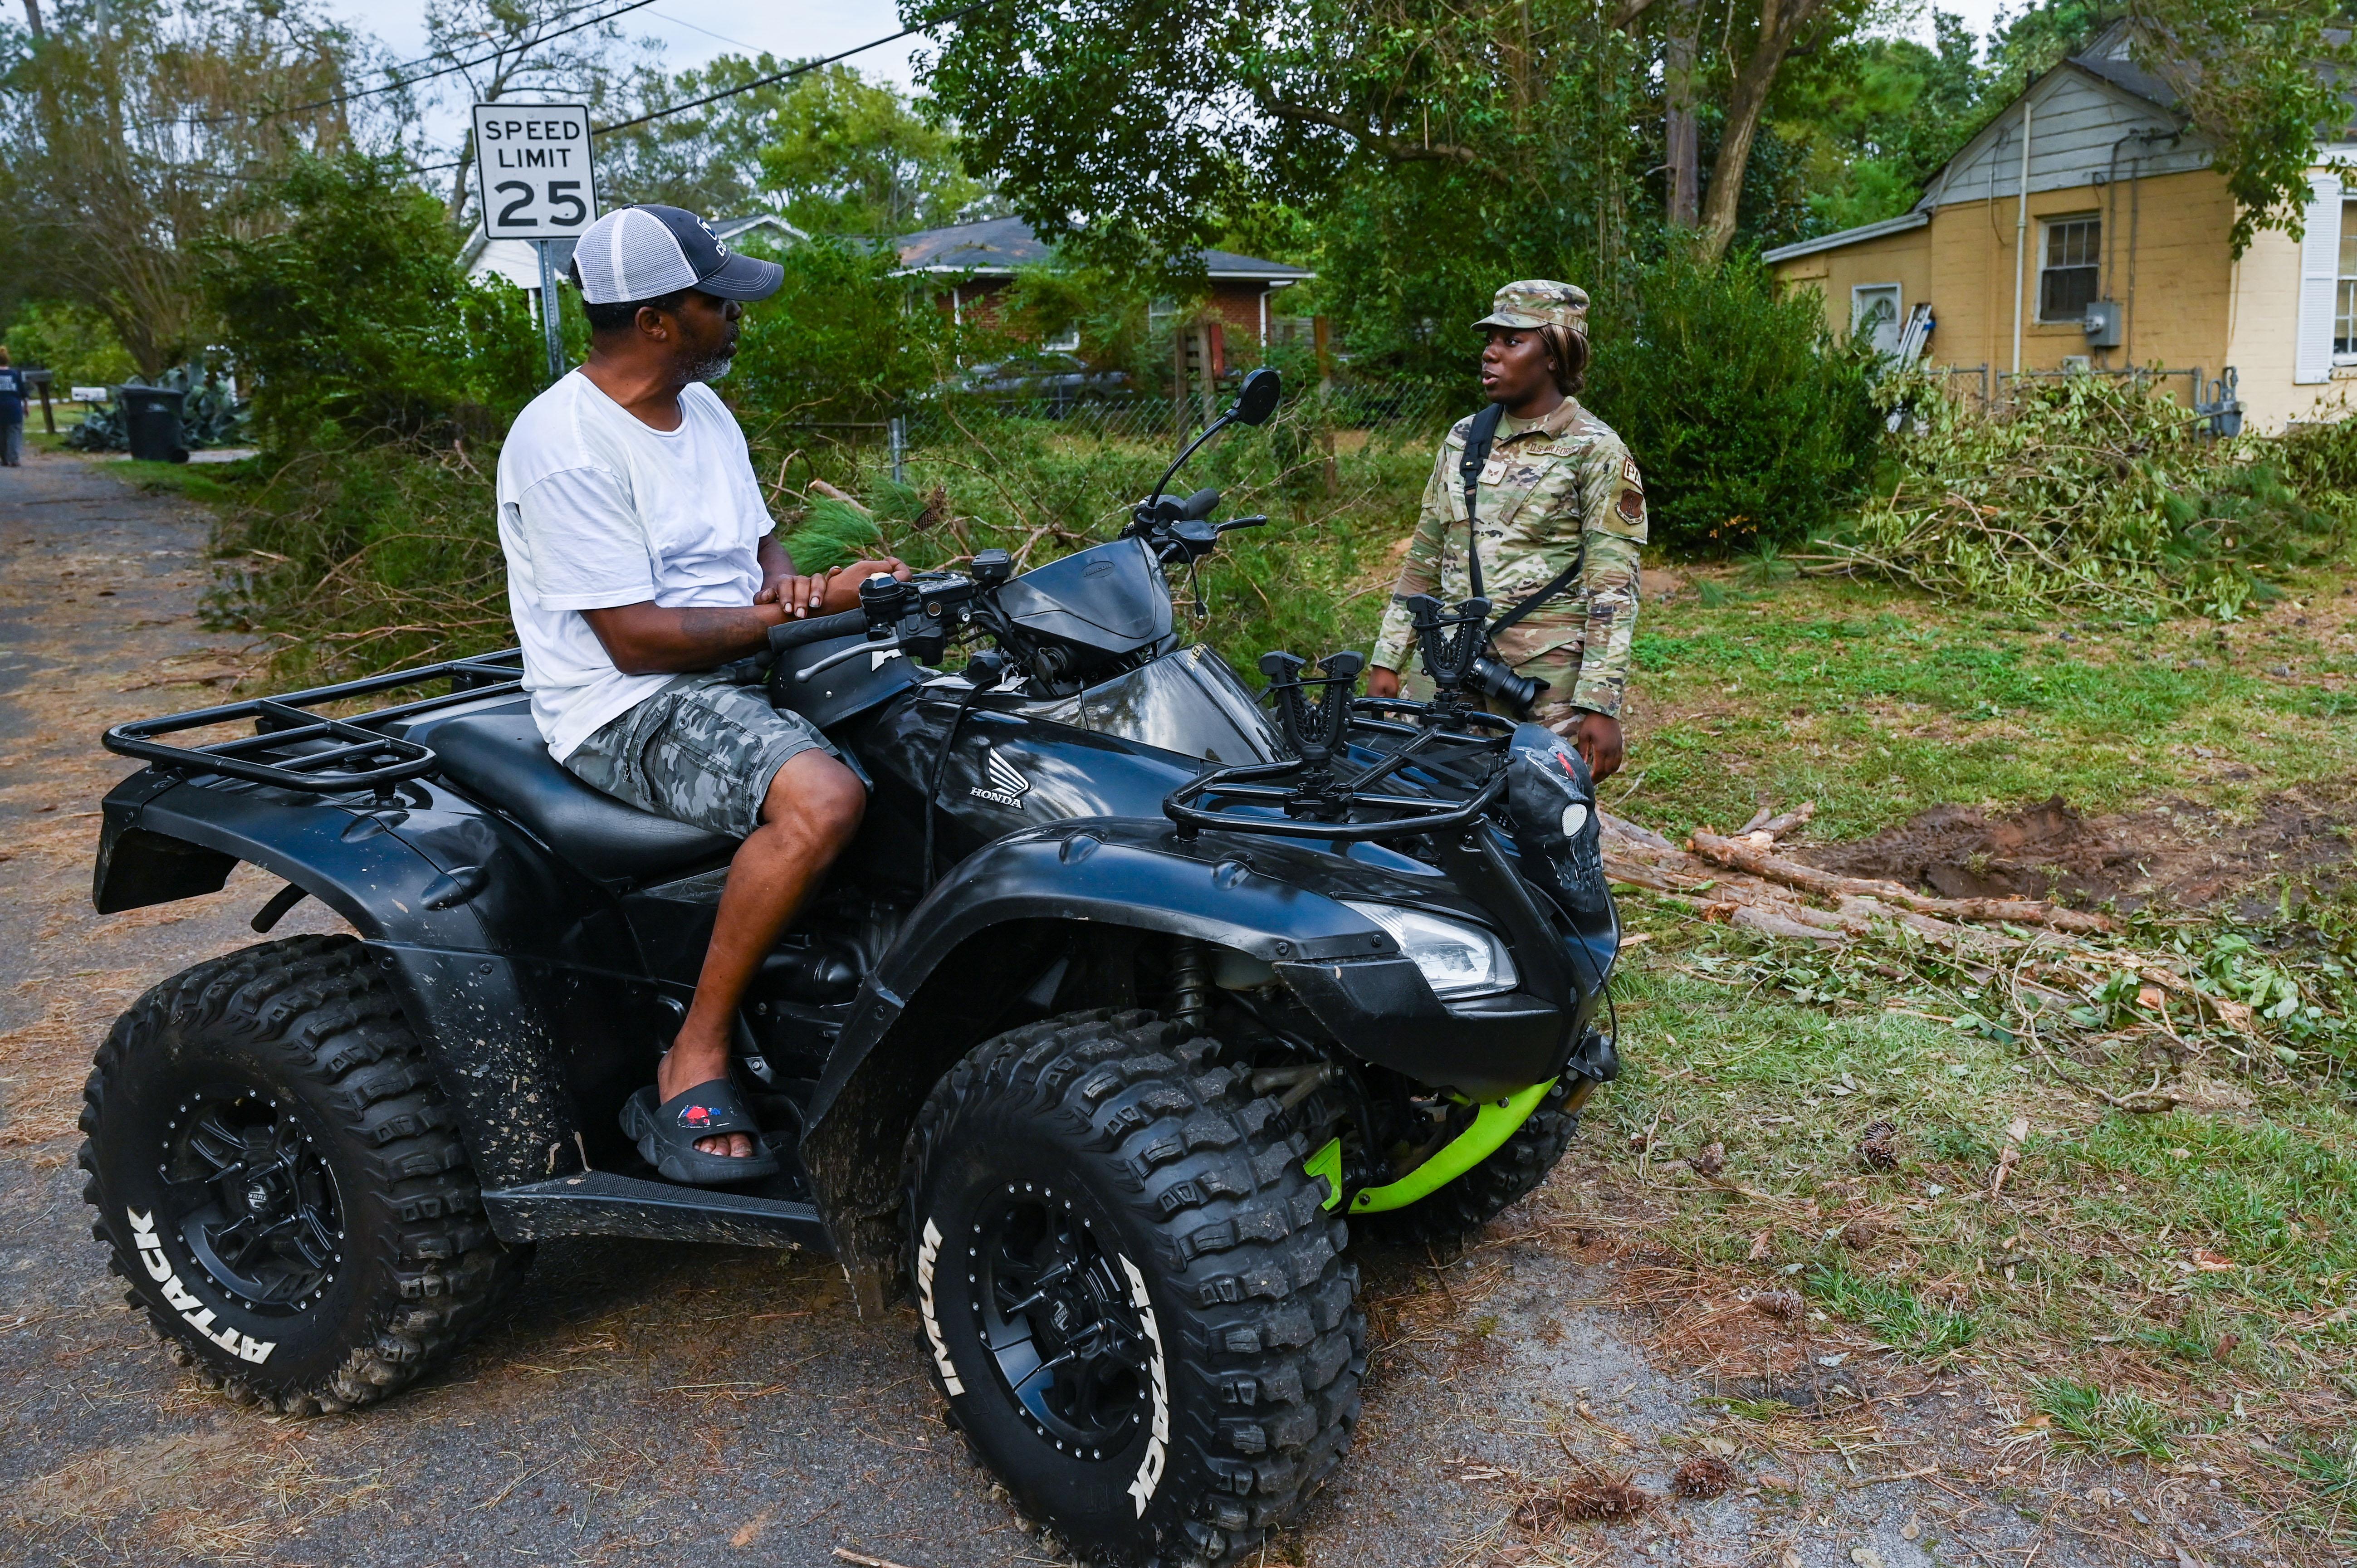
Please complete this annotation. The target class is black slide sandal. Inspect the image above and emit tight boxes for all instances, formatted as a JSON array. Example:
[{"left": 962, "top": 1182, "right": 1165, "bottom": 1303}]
[{"left": 620, "top": 1077, "right": 783, "bottom": 1185}]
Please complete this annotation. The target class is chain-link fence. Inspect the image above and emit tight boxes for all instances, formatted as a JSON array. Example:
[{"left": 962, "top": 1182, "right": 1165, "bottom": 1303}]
[
  {"left": 894, "top": 381, "right": 1463, "bottom": 454},
  {"left": 1920, "top": 362, "right": 2207, "bottom": 410}
]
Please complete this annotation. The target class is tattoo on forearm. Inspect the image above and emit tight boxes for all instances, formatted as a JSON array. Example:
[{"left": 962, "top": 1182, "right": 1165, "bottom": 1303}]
[{"left": 668, "top": 607, "right": 775, "bottom": 665}]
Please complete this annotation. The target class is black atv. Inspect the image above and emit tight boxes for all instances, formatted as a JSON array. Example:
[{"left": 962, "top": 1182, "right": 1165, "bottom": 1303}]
[{"left": 79, "top": 368, "right": 1619, "bottom": 1566}]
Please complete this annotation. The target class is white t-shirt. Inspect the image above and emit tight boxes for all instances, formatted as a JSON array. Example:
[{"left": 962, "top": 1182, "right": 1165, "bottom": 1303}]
[{"left": 496, "top": 373, "right": 774, "bottom": 760}]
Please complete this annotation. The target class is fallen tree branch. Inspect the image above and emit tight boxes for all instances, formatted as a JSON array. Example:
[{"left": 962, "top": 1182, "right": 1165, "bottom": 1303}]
[{"left": 1687, "top": 830, "right": 2119, "bottom": 935}]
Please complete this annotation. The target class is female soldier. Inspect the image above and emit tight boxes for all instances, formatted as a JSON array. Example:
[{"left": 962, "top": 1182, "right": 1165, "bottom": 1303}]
[{"left": 1364, "top": 280, "right": 1646, "bottom": 780}]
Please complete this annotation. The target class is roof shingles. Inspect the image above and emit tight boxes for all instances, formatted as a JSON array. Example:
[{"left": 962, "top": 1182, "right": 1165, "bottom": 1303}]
[{"left": 894, "top": 215, "right": 1311, "bottom": 280}]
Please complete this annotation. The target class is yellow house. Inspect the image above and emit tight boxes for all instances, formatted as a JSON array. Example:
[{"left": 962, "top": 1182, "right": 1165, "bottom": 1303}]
[{"left": 1766, "top": 20, "right": 2353, "bottom": 431}]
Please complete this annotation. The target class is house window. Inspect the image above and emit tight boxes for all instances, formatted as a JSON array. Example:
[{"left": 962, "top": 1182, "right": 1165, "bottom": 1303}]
[
  {"left": 2335, "top": 200, "right": 2357, "bottom": 356},
  {"left": 2038, "top": 216, "right": 2100, "bottom": 322},
  {"left": 1041, "top": 325, "right": 1081, "bottom": 352},
  {"left": 1850, "top": 284, "right": 1902, "bottom": 356}
]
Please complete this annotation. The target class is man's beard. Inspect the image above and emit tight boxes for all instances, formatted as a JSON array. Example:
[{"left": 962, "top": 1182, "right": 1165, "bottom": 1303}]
[{"left": 687, "top": 350, "right": 734, "bottom": 384}]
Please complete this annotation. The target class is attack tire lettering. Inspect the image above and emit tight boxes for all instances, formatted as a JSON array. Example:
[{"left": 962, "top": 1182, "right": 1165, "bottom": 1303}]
[
  {"left": 916, "top": 1218, "right": 965, "bottom": 1395},
  {"left": 126, "top": 1208, "right": 275, "bottom": 1365},
  {"left": 1119, "top": 1255, "right": 1169, "bottom": 1516}
]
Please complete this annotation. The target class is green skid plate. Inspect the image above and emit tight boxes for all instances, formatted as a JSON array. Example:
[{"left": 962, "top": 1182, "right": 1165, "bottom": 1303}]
[{"left": 1306, "top": 1079, "right": 1557, "bottom": 1216}]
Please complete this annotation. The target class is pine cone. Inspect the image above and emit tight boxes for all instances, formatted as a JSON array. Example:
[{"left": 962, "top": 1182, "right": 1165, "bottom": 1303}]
[
  {"left": 913, "top": 484, "right": 950, "bottom": 530},
  {"left": 1748, "top": 1288, "right": 1803, "bottom": 1321},
  {"left": 1837, "top": 1216, "right": 1888, "bottom": 1250},
  {"left": 1856, "top": 1119, "right": 1900, "bottom": 1171},
  {"left": 1672, "top": 1454, "right": 1741, "bottom": 1498}
]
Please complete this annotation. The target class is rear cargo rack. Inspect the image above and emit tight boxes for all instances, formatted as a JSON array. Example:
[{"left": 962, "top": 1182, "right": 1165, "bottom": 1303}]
[{"left": 103, "top": 650, "right": 525, "bottom": 794}]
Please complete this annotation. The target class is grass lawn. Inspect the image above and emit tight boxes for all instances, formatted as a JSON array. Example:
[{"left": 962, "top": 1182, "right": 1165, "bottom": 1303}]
[
  {"left": 1621, "top": 565, "right": 2357, "bottom": 842},
  {"left": 1593, "top": 559, "right": 2357, "bottom": 1539}
]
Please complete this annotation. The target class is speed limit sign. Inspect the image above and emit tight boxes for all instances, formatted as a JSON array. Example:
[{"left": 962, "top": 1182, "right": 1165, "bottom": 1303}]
[{"left": 471, "top": 103, "right": 598, "bottom": 239}]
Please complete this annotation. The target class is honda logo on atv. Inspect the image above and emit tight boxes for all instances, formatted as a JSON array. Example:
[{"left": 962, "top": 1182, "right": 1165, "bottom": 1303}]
[{"left": 969, "top": 749, "right": 1031, "bottom": 807}]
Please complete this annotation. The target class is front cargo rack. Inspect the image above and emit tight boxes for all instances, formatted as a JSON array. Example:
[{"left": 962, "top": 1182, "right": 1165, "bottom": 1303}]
[
  {"left": 103, "top": 650, "right": 525, "bottom": 793},
  {"left": 1163, "top": 651, "right": 1510, "bottom": 843}
]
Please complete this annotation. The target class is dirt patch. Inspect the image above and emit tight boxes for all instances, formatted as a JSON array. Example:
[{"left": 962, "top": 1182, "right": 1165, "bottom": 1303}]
[{"left": 1791, "top": 785, "right": 2357, "bottom": 911}]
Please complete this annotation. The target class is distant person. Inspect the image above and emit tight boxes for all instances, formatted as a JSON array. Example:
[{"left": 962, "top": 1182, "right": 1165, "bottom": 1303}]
[
  {"left": 1364, "top": 281, "right": 1646, "bottom": 781},
  {"left": 0, "top": 347, "right": 25, "bottom": 467}
]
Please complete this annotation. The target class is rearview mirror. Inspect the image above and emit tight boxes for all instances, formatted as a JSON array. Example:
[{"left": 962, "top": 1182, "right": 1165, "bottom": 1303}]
[{"left": 1230, "top": 367, "right": 1281, "bottom": 426}]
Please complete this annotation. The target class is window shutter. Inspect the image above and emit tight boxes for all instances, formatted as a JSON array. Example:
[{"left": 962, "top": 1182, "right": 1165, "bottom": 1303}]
[{"left": 2295, "top": 173, "right": 2342, "bottom": 385}]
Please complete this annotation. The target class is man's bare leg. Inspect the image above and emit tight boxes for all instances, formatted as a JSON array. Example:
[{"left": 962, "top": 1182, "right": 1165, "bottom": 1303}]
[{"left": 656, "top": 750, "right": 866, "bottom": 1158}]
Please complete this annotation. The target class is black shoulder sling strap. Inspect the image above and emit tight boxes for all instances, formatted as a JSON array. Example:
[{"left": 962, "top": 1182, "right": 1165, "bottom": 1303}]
[{"left": 1456, "top": 404, "right": 1585, "bottom": 642}]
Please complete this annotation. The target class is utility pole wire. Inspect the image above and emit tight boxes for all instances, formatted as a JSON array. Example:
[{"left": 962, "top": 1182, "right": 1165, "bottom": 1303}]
[
  {"left": 589, "top": 0, "right": 1004, "bottom": 136},
  {"left": 159, "top": 0, "right": 661, "bottom": 129},
  {"left": 405, "top": 0, "right": 1010, "bottom": 176}
]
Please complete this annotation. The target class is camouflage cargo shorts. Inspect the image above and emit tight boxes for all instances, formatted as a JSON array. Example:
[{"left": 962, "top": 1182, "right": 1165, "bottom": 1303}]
[{"left": 561, "top": 672, "right": 859, "bottom": 841}]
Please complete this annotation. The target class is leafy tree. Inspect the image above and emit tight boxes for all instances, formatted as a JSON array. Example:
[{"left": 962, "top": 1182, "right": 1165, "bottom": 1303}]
[
  {"left": 201, "top": 152, "right": 539, "bottom": 447},
  {"left": 594, "top": 52, "right": 807, "bottom": 217},
  {"left": 2, "top": 297, "right": 139, "bottom": 385},
  {"left": 0, "top": 0, "right": 367, "bottom": 374},
  {"left": 1772, "top": 11, "right": 1990, "bottom": 233},
  {"left": 2124, "top": 0, "right": 2357, "bottom": 253},
  {"left": 723, "top": 235, "right": 954, "bottom": 429},
  {"left": 1985, "top": 0, "right": 2357, "bottom": 254},
  {"left": 755, "top": 64, "right": 979, "bottom": 235}
]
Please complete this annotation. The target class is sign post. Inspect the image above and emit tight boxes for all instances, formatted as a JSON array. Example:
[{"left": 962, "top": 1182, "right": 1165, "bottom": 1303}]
[{"left": 471, "top": 102, "right": 598, "bottom": 385}]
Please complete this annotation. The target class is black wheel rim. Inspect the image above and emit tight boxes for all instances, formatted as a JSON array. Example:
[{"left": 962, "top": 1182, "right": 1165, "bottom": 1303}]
[
  {"left": 970, "top": 1181, "right": 1150, "bottom": 1459},
  {"left": 157, "top": 1084, "right": 345, "bottom": 1312}
]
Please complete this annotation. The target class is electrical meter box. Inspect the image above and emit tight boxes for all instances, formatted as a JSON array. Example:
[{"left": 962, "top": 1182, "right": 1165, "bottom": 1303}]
[{"left": 2083, "top": 299, "right": 2123, "bottom": 348}]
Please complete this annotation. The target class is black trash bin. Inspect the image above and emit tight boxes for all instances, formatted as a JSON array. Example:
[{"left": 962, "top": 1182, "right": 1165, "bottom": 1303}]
[{"left": 117, "top": 386, "right": 189, "bottom": 464}]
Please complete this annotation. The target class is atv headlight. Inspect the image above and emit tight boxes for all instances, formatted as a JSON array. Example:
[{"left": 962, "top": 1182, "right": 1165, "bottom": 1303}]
[{"left": 1340, "top": 902, "right": 1518, "bottom": 1000}]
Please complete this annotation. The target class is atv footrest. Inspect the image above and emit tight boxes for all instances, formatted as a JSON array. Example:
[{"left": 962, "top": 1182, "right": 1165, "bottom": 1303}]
[{"left": 482, "top": 1170, "right": 832, "bottom": 1250}]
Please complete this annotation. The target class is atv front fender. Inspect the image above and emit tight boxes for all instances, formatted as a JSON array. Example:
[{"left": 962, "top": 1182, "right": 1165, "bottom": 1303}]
[{"left": 797, "top": 818, "right": 1594, "bottom": 1302}]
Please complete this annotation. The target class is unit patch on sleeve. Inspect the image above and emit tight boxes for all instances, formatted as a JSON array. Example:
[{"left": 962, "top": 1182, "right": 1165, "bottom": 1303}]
[{"left": 1616, "top": 455, "right": 1646, "bottom": 521}]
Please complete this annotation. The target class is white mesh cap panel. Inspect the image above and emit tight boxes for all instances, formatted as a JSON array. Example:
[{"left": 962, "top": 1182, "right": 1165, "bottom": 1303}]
[{"left": 574, "top": 208, "right": 698, "bottom": 303}]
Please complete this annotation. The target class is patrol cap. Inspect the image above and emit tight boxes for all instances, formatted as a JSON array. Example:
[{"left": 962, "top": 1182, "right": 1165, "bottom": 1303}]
[
  {"left": 1473, "top": 279, "right": 1589, "bottom": 340},
  {"left": 569, "top": 205, "right": 783, "bottom": 304}
]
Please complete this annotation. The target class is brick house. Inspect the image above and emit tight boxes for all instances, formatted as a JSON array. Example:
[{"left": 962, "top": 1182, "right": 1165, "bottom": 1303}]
[{"left": 892, "top": 215, "right": 1313, "bottom": 361}]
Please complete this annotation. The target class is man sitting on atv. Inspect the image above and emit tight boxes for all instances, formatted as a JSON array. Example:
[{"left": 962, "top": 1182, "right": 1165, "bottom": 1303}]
[{"left": 495, "top": 204, "right": 906, "bottom": 1184}]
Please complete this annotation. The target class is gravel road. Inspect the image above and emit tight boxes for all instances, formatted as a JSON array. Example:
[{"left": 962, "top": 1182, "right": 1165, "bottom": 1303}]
[{"left": 0, "top": 450, "right": 2232, "bottom": 1568}]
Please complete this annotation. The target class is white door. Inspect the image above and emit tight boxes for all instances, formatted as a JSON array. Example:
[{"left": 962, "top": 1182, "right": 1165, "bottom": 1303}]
[{"left": 1852, "top": 284, "right": 1903, "bottom": 357}]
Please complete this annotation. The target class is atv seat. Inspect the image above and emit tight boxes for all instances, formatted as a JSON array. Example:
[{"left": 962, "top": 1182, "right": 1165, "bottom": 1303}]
[{"left": 424, "top": 707, "right": 737, "bottom": 887}]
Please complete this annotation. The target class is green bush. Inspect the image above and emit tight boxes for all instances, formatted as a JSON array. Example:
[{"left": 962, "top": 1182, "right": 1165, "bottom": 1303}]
[
  {"left": 2, "top": 298, "right": 137, "bottom": 386},
  {"left": 1587, "top": 249, "right": 1882, "bottom": 555},
  {"left": 205, "top": 440, "right": 513, "bottom": 673},
  {"left": 200, "top": 153, "right": 542, "bottom": 450},
  {"left": 724, "top": 235, "right": 954, "bottom": 437}
]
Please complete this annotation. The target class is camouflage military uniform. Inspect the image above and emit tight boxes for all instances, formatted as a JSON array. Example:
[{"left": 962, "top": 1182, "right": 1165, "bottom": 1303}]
[{"left": 1369, "top": 281, "right": 1647, "bottom": 725}]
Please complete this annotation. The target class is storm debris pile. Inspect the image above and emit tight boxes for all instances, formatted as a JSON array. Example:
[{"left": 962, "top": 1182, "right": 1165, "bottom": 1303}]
[{"left": 1601, "top": 801, "right": 2278, "bottom": 1100}]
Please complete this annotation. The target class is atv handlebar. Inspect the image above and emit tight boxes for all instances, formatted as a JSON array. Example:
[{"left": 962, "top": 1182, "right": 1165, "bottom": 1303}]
[{"left": 768, "top": 609, "right": 870, "bottom": 652}]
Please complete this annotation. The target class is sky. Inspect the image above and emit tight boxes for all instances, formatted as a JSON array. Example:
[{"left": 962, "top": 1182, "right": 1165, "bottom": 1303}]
[
  {"left": 314, "top": 0, "right": 930, "bottom": 95},
  {"left": 316, "top": 0, "right": 2017, "bottom": 167},
  {"left": 319, "top": 0, "right": 2016, "bottom": 100}
]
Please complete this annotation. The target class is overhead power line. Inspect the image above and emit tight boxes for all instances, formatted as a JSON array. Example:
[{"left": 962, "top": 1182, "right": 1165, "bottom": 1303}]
[
  {"left": 166, "top": 0, "right": 661, "bottom": 129},
  {"left": 589, "top": 0, "right": 1000, "bottom": 137},
  {"left": 409, "top": 0, "right": 1005, "bottom": 175}
]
